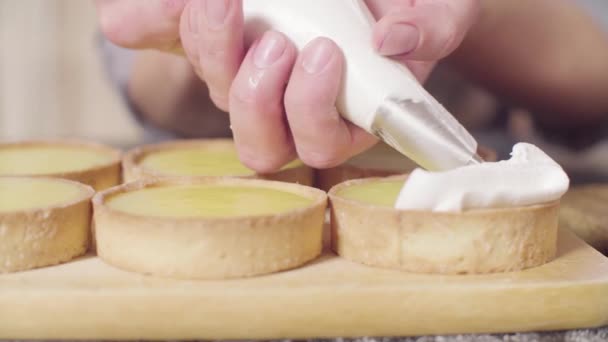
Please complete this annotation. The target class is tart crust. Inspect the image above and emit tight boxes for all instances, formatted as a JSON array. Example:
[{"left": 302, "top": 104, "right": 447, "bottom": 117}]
[
  {"left": 122, "top": 139, "right": 314, "bottom": 186},
  {"left": 329, "top": 176, "right": 559, "bottom": 274},
  {"left": 93, "top": 178, "right": 327, "bottom": 279},
  {"left": 559, "top": 184, "right": 608, "bottom": 254},
  {"left": 316, "top": 144, "right": 497, "bottom": 191},
  {"left": 0, "top": 177, "right": 94, "bottom": 273},
  {"left": 0, "top": 140, "right": 122, "bottom": 191}
]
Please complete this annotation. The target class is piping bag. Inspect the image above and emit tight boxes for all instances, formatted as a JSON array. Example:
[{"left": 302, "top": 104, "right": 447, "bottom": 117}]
[{"left": 243, "top": 0, "right": 483, "bottom": 171}]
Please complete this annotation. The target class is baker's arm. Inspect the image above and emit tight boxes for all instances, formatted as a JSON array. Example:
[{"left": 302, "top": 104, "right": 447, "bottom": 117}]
[
  {"left": 449, "top": 0, "right": 608, "bottom": 131},
  {"left": 99, "top": 0, "right": 608, "bottom": 144},
  {"left": 127, "top": 49, "right": 231, "bottom": 139},
  {"left": 97, "top": 33, "right": 231, "bottom": 141}
]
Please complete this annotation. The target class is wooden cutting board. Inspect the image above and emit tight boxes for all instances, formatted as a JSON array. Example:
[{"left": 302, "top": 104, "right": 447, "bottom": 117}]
[{"left": 0, "top": 224, "right": 607, "bottom": 340}]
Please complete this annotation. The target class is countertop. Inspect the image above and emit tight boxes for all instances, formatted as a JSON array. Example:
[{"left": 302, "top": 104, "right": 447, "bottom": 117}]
[{"left": 5, "top": 331, "right": 608, "bottom": 342}]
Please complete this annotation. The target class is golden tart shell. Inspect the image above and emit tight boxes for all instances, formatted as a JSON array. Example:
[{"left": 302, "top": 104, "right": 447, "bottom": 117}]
[
  {"left": 93, "top": 177, "right": 327, "bottom": 279},
  {"left": 329, "top": 176, "right": 559, "bottom": 274}
]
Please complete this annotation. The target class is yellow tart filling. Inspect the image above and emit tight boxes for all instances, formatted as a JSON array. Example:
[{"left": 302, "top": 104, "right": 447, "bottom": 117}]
[
  {"left": 0, "top": 146, "right": 113, "bottom": 175},
  {"left": 138, "top": 147, "right": 302, "bottom": 177},
  {"left": 0, "top": 178, "right": 85, "bottom": 213},
  {"left": 335, "top": 179, "right": 403, "bottom": 207},
  {"left": 106, "top": 184, "right": 314, "bottom": 218}
]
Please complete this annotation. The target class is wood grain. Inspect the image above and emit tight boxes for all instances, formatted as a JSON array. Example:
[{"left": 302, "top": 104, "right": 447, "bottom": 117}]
[{"left": 0, "top": 227, "right": 607, "bottom": 340}]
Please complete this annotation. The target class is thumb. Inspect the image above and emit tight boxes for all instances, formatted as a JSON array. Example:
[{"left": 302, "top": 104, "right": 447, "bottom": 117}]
[{"left": 370, "top": 0, "right": 479, "bottom": 61}]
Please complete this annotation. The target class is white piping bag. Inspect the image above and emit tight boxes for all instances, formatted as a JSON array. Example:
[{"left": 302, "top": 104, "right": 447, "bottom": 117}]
[{"left": 243, "top": 0, "right": 483, "bottom": 171}]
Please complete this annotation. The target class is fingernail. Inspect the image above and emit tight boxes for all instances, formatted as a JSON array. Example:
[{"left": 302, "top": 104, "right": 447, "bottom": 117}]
[
  {"left": 189, "top": 1, "right": 199, "bottom": 33},
  {"left": 302, "top": 39, "right": 335, "bottom": 74},
  {"left": 378, "top": 23, "right": 419, "bottom": 56},
  {"left": 205, "top": 0, "right": 229, "bottom": 29},
  {"left": 254, "top": 32, "right": 287, "bottom": 68}
]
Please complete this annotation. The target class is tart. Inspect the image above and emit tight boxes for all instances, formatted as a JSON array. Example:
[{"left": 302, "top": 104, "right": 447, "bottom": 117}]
[
  {"left": 316, "top": 143, "right": 497, "bottom": 191},
  {"left": 329, "top": 176, "right": 559, "bottom": 274},
  {"left": 123, "top": 139, "right": 313, "bottom": 185},
  {"left": 93, "top": 178, "right": 327, "bottom": 279},
  {"left": 0, "top": 140, "right": 122, "bottom": 191},
  {"left": 559, "top": 184, "right": 608, "bottom": 254},
  {"left": 0, "top": 177, "right": 94, "bottom": 273}
]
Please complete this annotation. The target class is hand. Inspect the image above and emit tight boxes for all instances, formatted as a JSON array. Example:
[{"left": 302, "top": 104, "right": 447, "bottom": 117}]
[
  {"left": 367, "top": 0, "right": 480, "bottom": 81},
  {"left": 180, "top": 1, "right": 377, "bottom": 172},
  {"left": 94, "top": 0, "right": 187, "bottom": 51},
  {"left": 178, "top": 0, "right": 480, "bottom": 172},
  {"left": 96, "top": 0, "right": 479, "bottom": 173}
]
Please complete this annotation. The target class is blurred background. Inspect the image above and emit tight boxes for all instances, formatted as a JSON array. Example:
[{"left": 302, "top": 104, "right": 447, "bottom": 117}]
[
  {"left": 0, "top": 0, "right": 142, "bottom": 146},
  {"left": 0, "top": 0, "right": 607, "bottom": 182}
]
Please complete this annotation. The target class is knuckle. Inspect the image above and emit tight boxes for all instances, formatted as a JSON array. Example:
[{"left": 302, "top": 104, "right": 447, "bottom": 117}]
[
  {"left": 231, "top": 83, "right": 279, "bottom": 115},
  {"left": 440, "top": 0, "right": 479, "bottom": 50},
  {"left": 436, "top": 5, "right": 462, "bottom": 57},
  {"left": 194, "top": 67, "right": 206, "bottom": 83},
  {"left": 299, "top": 148, "right": 346, "bottom": 169},
  {"left": 98, "top": 10, "right": 143, "bottom": 48},
  {"left": 230, "top": 84, "right": 256, "bottom": 107},
  {"left": 201, "top": 33, "right": 235, "bottom": 59},
  {"left": 98, "top": 1, "right": 185, "bottom": 49},
  {"left": 203, "top": 43, "right": 230, "bottom": 60},
  {"left": 98, "top": 11, "right": 128, "bottom": 46},
  {"left": 209, "top": 90, "right": 230, "bottom": 112},
  {"left": 239, "top": 150, "right": 288, "bottom": 174},
  {"left": 440, "top": 27, "right": 459, "bottom": 56}
]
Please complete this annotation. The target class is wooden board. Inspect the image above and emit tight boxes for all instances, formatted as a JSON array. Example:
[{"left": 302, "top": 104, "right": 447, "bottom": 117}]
[{"left": 0, "top": 226, "right": 607, "bottom": 340}]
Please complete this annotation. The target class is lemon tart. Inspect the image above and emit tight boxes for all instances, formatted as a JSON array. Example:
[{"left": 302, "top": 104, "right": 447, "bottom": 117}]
[
  {"left": 316, "top": 143, "right": 497, "bottom": 191},
  {"left": 93, "top": 178, "right": 327, "bottom": 279},
  {"left": 123, "top": 139, "right": 313, "bottom": 185},
  {"left": 0, "top": 177, "right": 94, "bottom": 273},
  {"left": 0, "top": 140, "right": 122, "bottom": 191},
  {"left": 329, "top": 176, "right": 559, "bottom": 274},
  {"left": 559, "top": 184, "right": 608, "bottom": 254}
]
